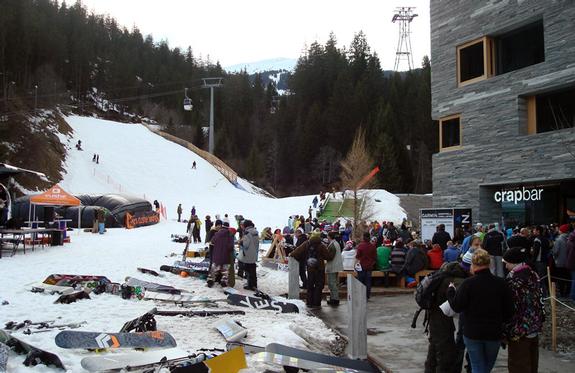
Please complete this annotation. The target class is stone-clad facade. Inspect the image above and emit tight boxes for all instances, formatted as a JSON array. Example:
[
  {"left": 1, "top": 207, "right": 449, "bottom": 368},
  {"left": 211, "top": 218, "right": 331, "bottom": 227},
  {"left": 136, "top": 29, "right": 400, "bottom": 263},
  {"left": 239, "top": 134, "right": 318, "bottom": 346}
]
[{"left": 431, "top": 0, "right": 575, "bottom": 225}]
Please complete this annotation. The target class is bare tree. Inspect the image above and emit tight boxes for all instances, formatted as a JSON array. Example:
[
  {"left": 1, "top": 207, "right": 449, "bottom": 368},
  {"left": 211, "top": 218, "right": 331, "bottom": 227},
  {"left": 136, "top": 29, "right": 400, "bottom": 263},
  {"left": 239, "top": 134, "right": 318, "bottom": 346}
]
[{"left": 340, "top": 128, "right": 377, "bottom": 240}]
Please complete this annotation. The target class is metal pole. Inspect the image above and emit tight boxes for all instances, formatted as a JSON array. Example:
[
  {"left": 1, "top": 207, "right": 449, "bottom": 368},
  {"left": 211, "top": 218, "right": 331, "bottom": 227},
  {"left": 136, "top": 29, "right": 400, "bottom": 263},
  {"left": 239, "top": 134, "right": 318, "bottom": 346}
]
[
  {"left": 34, "top": 85, "right": 38, "bottom": 124},
  {"left": 209, "top": 86, "right": 215, "bottom": 154}
]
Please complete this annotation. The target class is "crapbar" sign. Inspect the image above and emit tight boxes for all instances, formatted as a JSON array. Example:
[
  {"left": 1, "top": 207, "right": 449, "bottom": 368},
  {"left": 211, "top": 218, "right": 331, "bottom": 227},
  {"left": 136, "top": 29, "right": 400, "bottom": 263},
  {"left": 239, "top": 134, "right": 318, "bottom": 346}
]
[{"left": 494, "top": 187, "right": 543, "bottom": 204}]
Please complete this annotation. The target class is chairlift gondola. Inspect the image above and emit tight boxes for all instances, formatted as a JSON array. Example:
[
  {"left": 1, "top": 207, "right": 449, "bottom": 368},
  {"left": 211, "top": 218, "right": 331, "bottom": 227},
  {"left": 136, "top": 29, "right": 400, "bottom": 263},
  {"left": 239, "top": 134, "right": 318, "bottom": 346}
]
[{"left": 183, "top": 88, "right": 193, "bottom": 111}]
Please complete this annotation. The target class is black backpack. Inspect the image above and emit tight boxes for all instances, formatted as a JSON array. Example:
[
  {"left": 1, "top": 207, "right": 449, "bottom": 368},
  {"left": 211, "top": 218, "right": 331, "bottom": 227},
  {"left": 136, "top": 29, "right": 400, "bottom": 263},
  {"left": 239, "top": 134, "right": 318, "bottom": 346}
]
[{"left": 415, "top": 270, "right": 448, "bottom": 310}]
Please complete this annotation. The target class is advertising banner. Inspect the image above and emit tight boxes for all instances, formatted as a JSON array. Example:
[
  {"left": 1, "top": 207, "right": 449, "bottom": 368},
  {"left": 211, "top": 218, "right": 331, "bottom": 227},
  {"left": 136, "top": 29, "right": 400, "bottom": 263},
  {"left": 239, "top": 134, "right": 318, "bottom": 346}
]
[
  {"left": 420, "top": 208, "right": 472, "bottom": 242},
  {"left": 125, "top": 211, "right": 160, "bottom": 229}
]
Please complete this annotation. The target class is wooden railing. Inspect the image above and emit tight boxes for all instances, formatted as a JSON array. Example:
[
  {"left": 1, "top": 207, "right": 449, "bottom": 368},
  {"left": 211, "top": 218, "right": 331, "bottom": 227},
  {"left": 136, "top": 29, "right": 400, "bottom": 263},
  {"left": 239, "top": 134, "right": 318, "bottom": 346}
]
[{"left": 144, "top": 126, "right": 238, "bottom": 184}]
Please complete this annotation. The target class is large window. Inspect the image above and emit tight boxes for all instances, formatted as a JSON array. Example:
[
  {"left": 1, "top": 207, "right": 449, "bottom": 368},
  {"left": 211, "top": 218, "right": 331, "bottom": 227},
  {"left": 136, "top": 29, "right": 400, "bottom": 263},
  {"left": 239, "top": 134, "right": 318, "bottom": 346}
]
[
  {"left": 456, "top": 20, "right": 544, "bottom": 86},
  {"left": 457, "top": 38, "right": 492, "bottom": 86},
  {"left": 495, "top": 21, "right": 544, "bottom": 74},
  {"left": 527, "top": 87, "right": 575, "bottom": 134},
  {"left": 439, "top": 115, "right": 461, "bottom": 151}
]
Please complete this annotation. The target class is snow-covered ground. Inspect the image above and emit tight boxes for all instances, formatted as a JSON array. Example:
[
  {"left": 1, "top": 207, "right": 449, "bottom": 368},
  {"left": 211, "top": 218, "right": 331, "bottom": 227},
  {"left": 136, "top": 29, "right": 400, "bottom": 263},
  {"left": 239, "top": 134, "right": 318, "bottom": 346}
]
[{"left": 0, "top": 115, "right": 405, "bottom": 372}]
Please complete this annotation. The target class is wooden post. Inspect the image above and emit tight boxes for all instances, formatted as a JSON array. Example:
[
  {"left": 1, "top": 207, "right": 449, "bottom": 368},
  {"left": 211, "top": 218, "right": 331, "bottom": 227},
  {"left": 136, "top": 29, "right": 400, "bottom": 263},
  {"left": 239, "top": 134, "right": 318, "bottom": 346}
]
[
  {"left": 347, "top": 274, "right": 367, "bottom": 359},
  {"left": 551, "top": 282, "right": 557, "bottom": 353},
  {"left": 288, "top": 257, "right": 300, "bottom": 299},
  {"left": 547, "top": 266, "right": 553, "bottom": 297}
]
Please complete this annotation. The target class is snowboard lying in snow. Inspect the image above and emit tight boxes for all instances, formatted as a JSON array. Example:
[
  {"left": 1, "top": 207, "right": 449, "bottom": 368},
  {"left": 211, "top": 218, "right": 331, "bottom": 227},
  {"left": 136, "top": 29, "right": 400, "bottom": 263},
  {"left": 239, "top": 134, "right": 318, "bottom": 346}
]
[
  {"left": 173, "top": 259, "right": 210, "bottom": 273},
  {"left": 159, "top": 265, "right": 208, "bottom": 278},
  {"left": 214, "top": 319, "right": 247, "bottom": 342},
  {"left": 125, "top": 277, "right": 185, "bottom": 295},
  {"left": 80, "top": 350, "right": 211, "bottom": 372},
  {"left": 137, "top": 267, "right": 162, "bottom": 277},
  {"left": 264, "top": 343, "right": 378, "bottom": 372},
  {"left": 43, "top": 274, "right": 111, "bottom": 287},
  {"left": 55, "top": 330, "right": 177, "bottom": 350},
  {"left": 142, "top": 290, "right": 199, "bottom": 303},
  {"left": 226, "top": 293, "right": 299, "bottom": 313},
  {"left": 0, "top": 329, "right": 66, "bottom": 370}
]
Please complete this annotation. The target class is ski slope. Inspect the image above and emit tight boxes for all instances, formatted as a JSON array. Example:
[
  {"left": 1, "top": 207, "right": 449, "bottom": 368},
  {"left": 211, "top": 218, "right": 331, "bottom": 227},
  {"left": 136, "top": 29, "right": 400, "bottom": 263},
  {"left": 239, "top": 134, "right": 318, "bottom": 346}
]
[{"left": 0, "top": 115, "right": 405, "bottom": 372}]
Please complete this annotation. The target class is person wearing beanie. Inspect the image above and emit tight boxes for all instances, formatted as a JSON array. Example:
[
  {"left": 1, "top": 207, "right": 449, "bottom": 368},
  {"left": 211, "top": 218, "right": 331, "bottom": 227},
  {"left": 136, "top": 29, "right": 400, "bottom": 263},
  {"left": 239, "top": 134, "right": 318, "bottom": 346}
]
[
  {"left": 552, "top": 224, "right": 572, "bottom": 297},
  {"left": 238, "top": 219, "right": 259, "bottom": 290},
  {"left": 503, "top": 247, "right": 544, "bottom": 373},
  {"left": 325, "top": 231, "right": 344, "bottom": 306},
  {"left": 425, "top": 249, "right": 469, "bottom": 373},
  {"left": 206, "top": 220, "right": 234, "bottom": 288},
  {"left": 460, "top": 250, "right": 474, "bottom": 272},
  {"left": 289, "top": 235, "right": 334, "bottom": 309},
  {"left": 355, "top": 232, "right": 377, "bottom": 299},
  {"left": 294, "top": 227, "right": 309, "bottom": 288},
  {"left": 447, "top": 249, "right": 514, "bottom": 373}
]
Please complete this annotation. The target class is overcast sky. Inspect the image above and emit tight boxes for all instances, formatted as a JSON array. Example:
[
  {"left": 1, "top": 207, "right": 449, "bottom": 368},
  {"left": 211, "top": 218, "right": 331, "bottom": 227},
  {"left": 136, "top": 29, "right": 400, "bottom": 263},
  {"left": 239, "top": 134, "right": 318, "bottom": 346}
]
[{"left": 81, "top": 0, "right": 430, "bottom": 70}]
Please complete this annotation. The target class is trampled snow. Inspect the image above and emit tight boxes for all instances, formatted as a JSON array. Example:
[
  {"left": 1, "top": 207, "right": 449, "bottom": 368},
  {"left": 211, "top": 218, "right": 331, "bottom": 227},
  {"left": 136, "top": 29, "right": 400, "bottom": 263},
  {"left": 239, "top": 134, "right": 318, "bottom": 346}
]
[{"left": 0, "top": 115, "right": 405, "bottom": 372}]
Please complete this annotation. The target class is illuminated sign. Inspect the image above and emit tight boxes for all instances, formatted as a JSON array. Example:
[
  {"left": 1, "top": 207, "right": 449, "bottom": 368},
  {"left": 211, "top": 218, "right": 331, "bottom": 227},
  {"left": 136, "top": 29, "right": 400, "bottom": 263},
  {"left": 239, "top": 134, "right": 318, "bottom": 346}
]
[{"left": 494, "top": 187, "right": 543, "bottom": 204}]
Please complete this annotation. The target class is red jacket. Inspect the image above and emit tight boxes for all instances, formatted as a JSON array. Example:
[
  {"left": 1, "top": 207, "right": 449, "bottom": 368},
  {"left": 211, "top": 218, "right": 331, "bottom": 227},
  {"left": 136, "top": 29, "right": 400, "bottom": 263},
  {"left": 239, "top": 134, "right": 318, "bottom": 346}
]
[
  {"left": 356, "top": 242, "right": 377, "bottom": 271},
  {"left": 427, "top": 246, "right": 444, "bottom": 270}
]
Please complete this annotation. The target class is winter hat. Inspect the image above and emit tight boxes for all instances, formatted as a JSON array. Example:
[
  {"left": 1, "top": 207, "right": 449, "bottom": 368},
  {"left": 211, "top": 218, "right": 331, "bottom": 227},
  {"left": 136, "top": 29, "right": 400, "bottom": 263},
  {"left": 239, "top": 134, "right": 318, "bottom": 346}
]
[
  {"left": 223, "top": 221, "right": 230, "bottom": 227},
  {"left": 296, "top": 228, "right": 304, "bottom": 235},
  {"left": 503, "top": 247, "right": 529, "bottom": 264},
  {"left": 384, "top": 239, "right": 392, "bottom": 246},
  {"left": 460, "top": 251, "right": 473, "bottom": 270},
  {"left": 559, "top": 224, "right": 570, "bottom": 234},
  {"left": 215, "top": 219, "right": 223, "bottom": 226},
  {"left": 283, "top": 226, "right": 291, "bottom": 235}
]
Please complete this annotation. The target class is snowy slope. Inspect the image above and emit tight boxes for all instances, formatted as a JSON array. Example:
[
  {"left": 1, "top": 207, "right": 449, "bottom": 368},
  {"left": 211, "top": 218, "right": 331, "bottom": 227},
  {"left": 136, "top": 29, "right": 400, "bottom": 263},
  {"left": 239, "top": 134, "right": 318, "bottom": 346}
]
[
  {"left": 225, "top": 57, "right": 297, "bottom": 74},
  {"left": 0, "top": 115, "right": 405, "bottom": 372}
]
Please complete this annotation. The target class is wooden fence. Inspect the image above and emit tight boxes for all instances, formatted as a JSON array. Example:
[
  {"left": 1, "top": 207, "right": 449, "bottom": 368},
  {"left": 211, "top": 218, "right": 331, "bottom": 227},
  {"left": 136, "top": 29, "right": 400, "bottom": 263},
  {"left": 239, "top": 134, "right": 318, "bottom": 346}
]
[{"left": 145, "top": 126, "right": 238, "bottom": 184}]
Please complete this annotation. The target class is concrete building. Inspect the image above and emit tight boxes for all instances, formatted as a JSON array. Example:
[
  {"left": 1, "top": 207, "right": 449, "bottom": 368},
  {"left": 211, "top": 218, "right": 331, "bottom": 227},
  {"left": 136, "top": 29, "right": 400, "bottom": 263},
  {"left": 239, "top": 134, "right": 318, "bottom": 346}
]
[{"left": 431, "top": 0, "right": 575, "bottom": 228}]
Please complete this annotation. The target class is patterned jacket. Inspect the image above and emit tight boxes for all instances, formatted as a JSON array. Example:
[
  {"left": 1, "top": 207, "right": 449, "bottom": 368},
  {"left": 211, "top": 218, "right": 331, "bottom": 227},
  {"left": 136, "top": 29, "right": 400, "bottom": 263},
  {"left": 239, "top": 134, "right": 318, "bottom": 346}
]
[{"left": 504, "top": 264, "right": 545, "bottom": 341}]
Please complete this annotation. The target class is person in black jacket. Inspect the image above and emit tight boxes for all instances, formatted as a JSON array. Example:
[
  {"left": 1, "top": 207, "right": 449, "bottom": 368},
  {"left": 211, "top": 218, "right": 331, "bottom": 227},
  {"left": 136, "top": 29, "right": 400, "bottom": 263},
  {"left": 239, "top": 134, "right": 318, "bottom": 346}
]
[
  {"left": 432, "top": 224, "right": 451, "bottom": 251},
  {"left": 425, "top": 261, "right": 469, "bottom": 373},
  {"left": 507, "top": 228, "right": 530, "bottom": 251},
  {"left": 482, "top": 224, "right": 506, "bottom": 278},
  {"left": 447, "top": 249, "right": 514, "bottom": 373},
  {"left": 294, "top": 228, "right": 308, "bottom": 288}
]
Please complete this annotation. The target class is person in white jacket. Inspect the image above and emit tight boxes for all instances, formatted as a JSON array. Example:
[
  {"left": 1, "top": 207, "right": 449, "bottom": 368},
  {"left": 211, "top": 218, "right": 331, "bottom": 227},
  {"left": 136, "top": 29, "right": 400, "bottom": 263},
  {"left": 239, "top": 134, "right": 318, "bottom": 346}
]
[
  {"left": 326, "top": 231, "right": 344, "bottom": 306},
  {"left": 341, "top": 240, "right": 357, "bottom": 271}
]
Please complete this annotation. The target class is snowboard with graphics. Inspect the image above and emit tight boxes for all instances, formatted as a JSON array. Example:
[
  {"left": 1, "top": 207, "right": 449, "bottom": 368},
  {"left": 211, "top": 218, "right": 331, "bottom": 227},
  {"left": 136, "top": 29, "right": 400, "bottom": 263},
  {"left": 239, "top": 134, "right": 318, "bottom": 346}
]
[
  {"left": 54, "top": 330, "right": 176, "bottom": 350},
  {"left": 81, "top": 350, "right": 210, "bottom": 372},
  {"left": 226, "top": 293, "right": 299, "bottom": 313}
]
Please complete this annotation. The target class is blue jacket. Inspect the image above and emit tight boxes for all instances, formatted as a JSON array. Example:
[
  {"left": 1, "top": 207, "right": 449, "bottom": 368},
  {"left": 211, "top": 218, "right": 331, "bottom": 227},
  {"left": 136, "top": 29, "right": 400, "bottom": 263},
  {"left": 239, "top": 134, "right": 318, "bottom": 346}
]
[{"left": 444, "top": 246, "right": 461, "bottom": 263}]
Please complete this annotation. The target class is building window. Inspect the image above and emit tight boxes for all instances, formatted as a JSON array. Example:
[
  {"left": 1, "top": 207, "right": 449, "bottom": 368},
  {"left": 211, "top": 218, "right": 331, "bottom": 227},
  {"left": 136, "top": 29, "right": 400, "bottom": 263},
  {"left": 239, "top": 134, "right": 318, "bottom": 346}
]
[
  {"left": 439, "top": 115, "right": 461, "bottom": 151},
  {"left": 457, "top": 37, "right": 492, "bottom": 86},
  {"left": 527, "top": 87, "right": 575, "bottom": 134},
  {"left": 495, "top": 21, "right": 544, "bottom": 74}
]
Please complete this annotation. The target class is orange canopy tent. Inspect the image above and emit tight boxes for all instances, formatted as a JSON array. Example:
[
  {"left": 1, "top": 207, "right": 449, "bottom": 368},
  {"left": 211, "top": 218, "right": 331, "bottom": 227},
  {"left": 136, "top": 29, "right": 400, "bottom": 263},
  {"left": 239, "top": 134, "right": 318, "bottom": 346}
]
[{"left": 28, "top": 184, "right": 81, "bottom": 233}]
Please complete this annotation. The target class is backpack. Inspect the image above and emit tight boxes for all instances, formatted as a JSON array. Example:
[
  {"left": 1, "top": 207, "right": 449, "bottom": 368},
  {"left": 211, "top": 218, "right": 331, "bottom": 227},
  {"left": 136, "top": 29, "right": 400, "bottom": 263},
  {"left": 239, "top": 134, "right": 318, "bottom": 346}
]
[
  {"left": 414, "top": 270, "right": 448, "bottom": 310},
  {"left": 306, "top": 243, "right": 319, "bottom": 268}
]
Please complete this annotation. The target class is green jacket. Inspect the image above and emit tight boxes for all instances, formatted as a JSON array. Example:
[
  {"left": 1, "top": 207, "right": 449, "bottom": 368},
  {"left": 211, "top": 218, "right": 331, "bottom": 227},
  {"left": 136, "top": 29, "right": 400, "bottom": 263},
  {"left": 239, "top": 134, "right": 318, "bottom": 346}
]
[{"left": 376, "top": 246, "right": 391, "bottom": 270}]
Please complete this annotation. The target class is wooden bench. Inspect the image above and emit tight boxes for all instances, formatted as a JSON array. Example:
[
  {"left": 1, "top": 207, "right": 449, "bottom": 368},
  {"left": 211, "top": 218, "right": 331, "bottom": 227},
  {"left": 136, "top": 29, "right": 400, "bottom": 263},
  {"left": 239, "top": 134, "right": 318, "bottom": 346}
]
[
  {"left": 414, "top": 269, "right": 435, "bottom": 284},
  {"left": 335, "top": 270, "right": 405, "bottom": 288}
]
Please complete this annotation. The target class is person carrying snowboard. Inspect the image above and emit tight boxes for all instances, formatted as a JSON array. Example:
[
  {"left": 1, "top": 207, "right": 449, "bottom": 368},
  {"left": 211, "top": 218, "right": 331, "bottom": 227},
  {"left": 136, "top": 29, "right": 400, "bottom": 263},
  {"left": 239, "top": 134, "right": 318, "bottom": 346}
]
[
  {"left": 238, "top": 219, "right": 259, "bottom": 290},
  {"left": 290, "top": 234, "right": 334, "bottom": 309},
  {"left": 192, "top": 216, "right": 202, "bottom": 243},
  {"left": 207, "top": 221, "right": 234, "bottom": 288},
  {"left": 177, "top": 204, "right": 183, "bottom": 222}
]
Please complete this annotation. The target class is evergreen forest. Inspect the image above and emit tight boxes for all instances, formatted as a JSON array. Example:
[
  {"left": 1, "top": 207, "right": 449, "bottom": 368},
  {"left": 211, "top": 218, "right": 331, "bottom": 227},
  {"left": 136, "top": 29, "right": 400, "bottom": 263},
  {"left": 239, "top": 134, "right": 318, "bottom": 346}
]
[{"left": 0, "top": 0, "right": 437, "bottom": 196}]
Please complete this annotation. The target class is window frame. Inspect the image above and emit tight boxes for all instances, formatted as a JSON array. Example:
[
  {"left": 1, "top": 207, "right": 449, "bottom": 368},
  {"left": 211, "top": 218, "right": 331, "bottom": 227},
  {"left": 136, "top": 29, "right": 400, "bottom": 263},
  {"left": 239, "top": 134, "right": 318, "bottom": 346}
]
[
  {"left": 439, "top": 114, "right": 463, "bottom": 152},
  {"left": 456, "top": 37, "right": 494, "bottom": 87}
]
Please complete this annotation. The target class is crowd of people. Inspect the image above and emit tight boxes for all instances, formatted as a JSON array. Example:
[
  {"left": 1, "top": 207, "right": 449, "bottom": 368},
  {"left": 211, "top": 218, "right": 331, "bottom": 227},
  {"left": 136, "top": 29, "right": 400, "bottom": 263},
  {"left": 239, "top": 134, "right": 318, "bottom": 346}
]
[
  {"left": 421, "top": 221, "right": 575, "bottom": 373},
  {"left": 178, "top": 201, "right": 575, "bottom": 372}
]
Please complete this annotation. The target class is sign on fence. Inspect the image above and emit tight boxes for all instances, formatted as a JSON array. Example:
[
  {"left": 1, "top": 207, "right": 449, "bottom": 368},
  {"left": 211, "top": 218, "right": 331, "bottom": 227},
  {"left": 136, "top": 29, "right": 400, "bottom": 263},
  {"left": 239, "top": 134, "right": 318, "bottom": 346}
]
[{"left": 125, "top": 211, "right": 160, "bottom": 229}]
